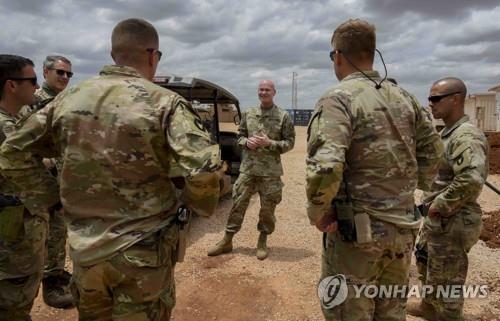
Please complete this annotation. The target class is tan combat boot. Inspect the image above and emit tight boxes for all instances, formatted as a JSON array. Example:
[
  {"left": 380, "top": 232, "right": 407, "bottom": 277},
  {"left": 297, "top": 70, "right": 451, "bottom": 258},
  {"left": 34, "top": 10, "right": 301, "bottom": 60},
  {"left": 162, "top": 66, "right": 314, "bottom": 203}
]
[
  {"left": 406, "top": 300, "right": 437, "bottom": 321},
  {"left": 256, "top": 233, "right": 268, "bottom": 260},
  {"left": 207, "top": 232, "right": 234, "bottom": 256}
]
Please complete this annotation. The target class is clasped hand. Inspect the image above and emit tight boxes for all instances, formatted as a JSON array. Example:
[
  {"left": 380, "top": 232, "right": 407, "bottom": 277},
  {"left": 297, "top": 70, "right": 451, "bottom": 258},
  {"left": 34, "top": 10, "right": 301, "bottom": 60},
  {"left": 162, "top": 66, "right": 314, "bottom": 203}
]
[{"left": 246, "top": 133, "right": 271, "bottom": 150}]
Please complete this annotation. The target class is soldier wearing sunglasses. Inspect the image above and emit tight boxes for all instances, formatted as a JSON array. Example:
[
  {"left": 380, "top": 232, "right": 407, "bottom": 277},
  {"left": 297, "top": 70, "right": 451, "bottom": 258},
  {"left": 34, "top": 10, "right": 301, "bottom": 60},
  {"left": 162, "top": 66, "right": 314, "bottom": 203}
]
[
  {"left": 16, "top": 54, "right": 76, "bottom": 309},
  {"left": 306, "top": 19, "right": 443, "bottom": 321},
  {"left": 20, "top": 55, "right": 73, "bottom": 118},
  {"left": 38, "top": 55, "right": 73, "bottom": 105},
  {"left": 410, "top": 77, "right": 489, "bottom": 321},
  {"left": 0, "top": 54, "right": 46, "bottom": 321}
]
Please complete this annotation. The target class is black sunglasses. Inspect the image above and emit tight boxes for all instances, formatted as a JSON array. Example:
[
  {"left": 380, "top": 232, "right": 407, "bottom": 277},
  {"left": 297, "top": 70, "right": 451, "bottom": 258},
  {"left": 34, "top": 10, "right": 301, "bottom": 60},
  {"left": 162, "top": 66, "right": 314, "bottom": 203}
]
[
  {"left": 51, "top": 68, "right": 73, "bottom": 78},
  {"left": 428, "top": 91, "right": 462, "bottom": 103},
  {"left": 9, "top": 76, "right": 38, "bottom": 86},
  {"left": 146, "top": 48, "right": 163, "bottom": 61},
  {"left": 329, "top": 49, "right": 342, "bottom": 62}
]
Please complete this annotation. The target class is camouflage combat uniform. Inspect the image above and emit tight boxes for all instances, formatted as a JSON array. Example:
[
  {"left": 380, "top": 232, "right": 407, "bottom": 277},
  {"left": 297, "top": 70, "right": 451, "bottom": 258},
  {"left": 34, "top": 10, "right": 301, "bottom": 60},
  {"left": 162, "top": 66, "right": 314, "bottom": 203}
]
[
  {"left": 0, "top": 65, "right": 222, "bottom": 321},
  {"left": 32, "top": 82, "right": 68, "bottom": 280},
  {"left": 0, "top": 108, "right": 48, "bottom": 321},
  {"left": 306, "top": 71, "right": 443, "bottom": 321},
  {"left": 225, "top": 104, "right": 295, "bottom": 235},
  {"left": 18, "top": 82, "right": 58, "bottom": 117},
  {"left": 416, "top": 115, "right": 489, "bottom": 321}
]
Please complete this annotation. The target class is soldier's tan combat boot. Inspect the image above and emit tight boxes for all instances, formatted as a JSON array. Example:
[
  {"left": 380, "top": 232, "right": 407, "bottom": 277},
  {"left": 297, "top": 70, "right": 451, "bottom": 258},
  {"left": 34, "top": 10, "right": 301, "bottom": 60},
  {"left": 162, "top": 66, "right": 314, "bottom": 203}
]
[
  {"left": 42, "top": 271, "right": 75, "bottom": 309},
  {"left": 207, "top": 232, "right": 234, "bottom": 256},
  {"left": 256, "top": 233, "right": 268, "bottom": 260},
  {"left": 406, "top": 300, "right": 437, "bottom": 321}
]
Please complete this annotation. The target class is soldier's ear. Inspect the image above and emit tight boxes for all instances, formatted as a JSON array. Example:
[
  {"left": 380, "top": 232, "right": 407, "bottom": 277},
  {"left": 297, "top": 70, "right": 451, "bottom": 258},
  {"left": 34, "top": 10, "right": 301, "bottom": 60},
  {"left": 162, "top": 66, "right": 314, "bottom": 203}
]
[
  {"left": 5, "top": 79, "right": 17, "bottom": 92},
  {"left": 110, "top": 51, "right": 116, "bottom": 63}
]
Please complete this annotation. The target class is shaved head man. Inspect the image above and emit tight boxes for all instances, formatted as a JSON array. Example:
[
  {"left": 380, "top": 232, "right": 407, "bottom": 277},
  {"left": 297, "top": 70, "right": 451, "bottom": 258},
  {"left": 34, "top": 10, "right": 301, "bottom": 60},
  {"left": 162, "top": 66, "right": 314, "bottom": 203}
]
[
  {"left": 428, "top": 77, "right": 467, "bottom": 126},
  {"left": 410, "top": 77, "right": 489, "bottom": 320},
  {"left": 257, "top": 80, "right": 276, "bottom": 108},
  {"left": 208, "top": 79, "right": 295, "bottom": 260}
]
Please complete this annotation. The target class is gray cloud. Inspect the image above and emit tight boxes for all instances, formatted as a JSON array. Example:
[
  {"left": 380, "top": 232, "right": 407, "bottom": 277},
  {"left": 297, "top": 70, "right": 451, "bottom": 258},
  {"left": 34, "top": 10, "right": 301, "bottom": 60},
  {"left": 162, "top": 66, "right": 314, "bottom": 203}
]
[
  {"left": 364, "top": 0, "right": 499, "bottom": 19},
  {"left": 1, "top": 0, "right": 499, "bottom": 109},
  {"left": 0, "top": 0, "right": 52, "bottom": 15}
]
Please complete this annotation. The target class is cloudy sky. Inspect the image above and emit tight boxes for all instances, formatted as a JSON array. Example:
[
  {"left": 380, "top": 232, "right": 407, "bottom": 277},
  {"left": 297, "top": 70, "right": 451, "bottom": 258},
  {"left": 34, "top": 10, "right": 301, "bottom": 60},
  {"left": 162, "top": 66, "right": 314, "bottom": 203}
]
[{"left": 1, "top": 0, "right": 499, "bottom": 110}]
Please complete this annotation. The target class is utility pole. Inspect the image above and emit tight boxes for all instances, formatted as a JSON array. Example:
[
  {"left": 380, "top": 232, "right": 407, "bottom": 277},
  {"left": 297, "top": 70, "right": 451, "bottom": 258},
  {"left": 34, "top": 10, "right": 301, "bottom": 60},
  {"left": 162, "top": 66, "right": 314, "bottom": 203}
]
[{"left": 292, "top": 71, "right": 298, "bottom": 109}]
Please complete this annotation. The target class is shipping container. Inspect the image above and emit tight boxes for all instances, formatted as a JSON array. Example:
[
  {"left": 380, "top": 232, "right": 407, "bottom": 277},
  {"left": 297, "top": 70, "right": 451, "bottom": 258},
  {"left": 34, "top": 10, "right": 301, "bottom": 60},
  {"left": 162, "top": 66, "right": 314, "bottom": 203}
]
[{"left": 286, "top": 109, "right": 314, "bottom": 126}]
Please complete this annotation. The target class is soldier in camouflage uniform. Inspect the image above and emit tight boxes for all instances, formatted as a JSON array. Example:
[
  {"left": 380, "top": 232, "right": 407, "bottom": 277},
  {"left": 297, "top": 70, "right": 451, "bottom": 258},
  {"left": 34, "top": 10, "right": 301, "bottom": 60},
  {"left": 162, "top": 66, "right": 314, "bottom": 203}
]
[
  {"left": 306, "top": 19, "right": 443, "bottom": 320},
  {"left": 0, "top": 54, "right": 46, "bottom": 321},
  {"left": 409, "top": 77, "right": 489, "bottom": 321},
  {"left": 208, "top": 80, "right": 295, "bottom": 260},
  {"left": 0, "top": 19, "right": 222, "bottom": 321},
  {"left": 32, "top": 55, "right": 74, "bottom": 309},
  {"left": 19, "top": 55, "right": 72, "bottom": 117}
]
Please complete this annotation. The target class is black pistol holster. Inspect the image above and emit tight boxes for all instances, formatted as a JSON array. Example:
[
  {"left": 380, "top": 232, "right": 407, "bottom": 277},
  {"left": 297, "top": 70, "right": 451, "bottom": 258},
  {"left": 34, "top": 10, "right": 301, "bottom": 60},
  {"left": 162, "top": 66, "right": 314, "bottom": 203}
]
[
  {"left": 175, "top": 205, "right": 191, "bottom": 263},
  {"left": 332, "top": 170, "right": 372, "bottom": 244},
  {"left": 333, "top": 170, "right": 357, "bottom": 242},
  {"left": 334, "top": 199, "right": 356, "bottom": 242},
  {"left": 417, "top": 202, "right": 430, "bottom": 217}
]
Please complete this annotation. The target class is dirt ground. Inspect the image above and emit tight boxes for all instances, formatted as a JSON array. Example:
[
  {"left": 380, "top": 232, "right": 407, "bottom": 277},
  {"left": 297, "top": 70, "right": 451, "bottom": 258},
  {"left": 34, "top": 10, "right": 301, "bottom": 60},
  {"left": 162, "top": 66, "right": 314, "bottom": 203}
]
[
  {"left": 481, "top": 209, "right": 500, "bottom": 249},
  {"left": 487, "top": 132, "right": 500, "bottom": 175},
  {"left": 31, "top": 127, "right": 500, "bottom": 321}
]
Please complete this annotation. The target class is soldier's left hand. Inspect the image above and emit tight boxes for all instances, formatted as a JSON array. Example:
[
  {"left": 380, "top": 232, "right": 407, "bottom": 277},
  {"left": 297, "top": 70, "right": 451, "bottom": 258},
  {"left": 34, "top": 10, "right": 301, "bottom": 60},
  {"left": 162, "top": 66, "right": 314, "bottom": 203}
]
[
  {"left": 427, "top": 204, "right": 440, "bottom": 219},
  {"left": 246, "top": 137, "right": 260, "bottom": 150},
  {"left": 315, "top": 212, "right": 338, "bottom": 233},
  {"left": 254, "top": 134, "right": 271, "bottom": 147}
]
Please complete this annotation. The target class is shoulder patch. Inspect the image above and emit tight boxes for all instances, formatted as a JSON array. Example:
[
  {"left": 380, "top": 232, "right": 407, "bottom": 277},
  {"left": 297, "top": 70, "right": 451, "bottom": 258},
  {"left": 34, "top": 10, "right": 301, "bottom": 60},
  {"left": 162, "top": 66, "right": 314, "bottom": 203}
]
[{"left": 194, "top": 118, "right": 205, "bottom": 132}]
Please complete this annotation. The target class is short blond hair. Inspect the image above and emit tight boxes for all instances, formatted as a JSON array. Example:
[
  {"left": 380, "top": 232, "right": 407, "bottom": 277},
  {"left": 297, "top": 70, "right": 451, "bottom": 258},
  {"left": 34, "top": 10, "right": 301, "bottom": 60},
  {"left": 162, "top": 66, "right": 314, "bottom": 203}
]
[{"left": 331, "top": 19, "right": 376, "bottom": 62}]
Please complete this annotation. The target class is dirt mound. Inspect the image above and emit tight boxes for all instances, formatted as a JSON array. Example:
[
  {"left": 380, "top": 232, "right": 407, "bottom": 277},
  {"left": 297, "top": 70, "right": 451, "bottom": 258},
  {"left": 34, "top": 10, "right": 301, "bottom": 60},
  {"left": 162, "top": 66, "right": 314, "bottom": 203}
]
[
  {"left": 480, "top": 209, "right": 500, "bottom": 248},
  {"left": 487, "top": 132, "right": 500, "bottom": 174},
  {"left": 488, "top": 132, "right": 500, "bottom": 147}
]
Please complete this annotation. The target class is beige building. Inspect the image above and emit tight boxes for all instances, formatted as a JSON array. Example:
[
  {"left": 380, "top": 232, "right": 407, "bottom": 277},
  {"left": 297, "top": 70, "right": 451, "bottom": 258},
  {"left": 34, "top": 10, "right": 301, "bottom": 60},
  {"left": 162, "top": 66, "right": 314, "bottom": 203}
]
[
  {"left": 434, "top": 84, "right": 499, "bottom": 132},
  {"left": 464, "top": 84, "right": 500, "bottom": 132}
]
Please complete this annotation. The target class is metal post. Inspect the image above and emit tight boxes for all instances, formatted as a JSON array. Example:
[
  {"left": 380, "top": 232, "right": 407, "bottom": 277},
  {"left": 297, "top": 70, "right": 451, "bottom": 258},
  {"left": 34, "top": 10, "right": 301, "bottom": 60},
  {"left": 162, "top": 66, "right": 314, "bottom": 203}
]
[{"left": 292, "top": 72, "right": 298, "bottom": 110}]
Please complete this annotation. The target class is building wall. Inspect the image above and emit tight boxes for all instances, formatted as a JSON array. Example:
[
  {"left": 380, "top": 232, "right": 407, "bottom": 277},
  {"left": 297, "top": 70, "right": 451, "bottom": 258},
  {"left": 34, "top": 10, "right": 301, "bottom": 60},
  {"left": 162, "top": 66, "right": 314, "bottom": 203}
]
[{"left": 465, "top": 93, "right": 498, "bottom": 132}]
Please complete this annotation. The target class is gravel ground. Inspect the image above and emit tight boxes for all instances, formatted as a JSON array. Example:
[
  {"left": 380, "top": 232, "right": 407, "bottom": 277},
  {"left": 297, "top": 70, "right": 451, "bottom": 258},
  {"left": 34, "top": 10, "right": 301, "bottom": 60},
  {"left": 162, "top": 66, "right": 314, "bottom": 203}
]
[{"left": 30, "top": 126, "right": 500, "bottom": 321}]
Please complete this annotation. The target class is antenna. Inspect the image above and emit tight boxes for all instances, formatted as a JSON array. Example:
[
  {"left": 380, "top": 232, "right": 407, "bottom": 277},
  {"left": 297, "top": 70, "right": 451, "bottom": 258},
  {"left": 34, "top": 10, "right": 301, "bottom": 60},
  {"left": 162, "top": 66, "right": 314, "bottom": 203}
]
[{"left": 292, "top": 71, "right": 298, "bottom": 110}]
